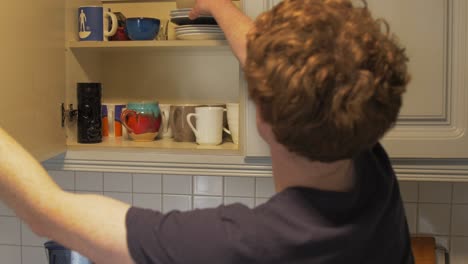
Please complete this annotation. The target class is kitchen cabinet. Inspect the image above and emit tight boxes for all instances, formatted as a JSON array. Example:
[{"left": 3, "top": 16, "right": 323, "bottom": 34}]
[
  {"left": 1, "top": 1, "right": 246, "bottom": 160},
  {"left": 65, "top": 0, "right": 241, "bottom": 152},
  {"left": 0, "top": 0, "right": 273, "bottom": 177},
  {"left": 1, "top": 0, "right": 468, "bottom": 181},
  {"left": 244, "top": 0, "right": 468, "bottom": 161}
]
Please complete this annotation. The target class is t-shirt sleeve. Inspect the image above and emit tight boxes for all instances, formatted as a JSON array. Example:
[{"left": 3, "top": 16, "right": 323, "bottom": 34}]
[{"left": 125, "top": 205, "right": 258, "bottom": 264}]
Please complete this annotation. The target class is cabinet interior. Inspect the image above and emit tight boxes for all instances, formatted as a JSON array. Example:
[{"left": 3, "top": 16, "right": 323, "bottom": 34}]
[{"left": 65, "top": 0, "right": 243, "bottom": 154}]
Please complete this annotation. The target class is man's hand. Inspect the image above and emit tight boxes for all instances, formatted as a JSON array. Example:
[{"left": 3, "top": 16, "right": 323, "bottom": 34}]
[
  {"left": 189, "top": 0, "right": 231, "bottom": 20},
  {"left": 188, "top": 0, "right": 254, "bottom": 66}
]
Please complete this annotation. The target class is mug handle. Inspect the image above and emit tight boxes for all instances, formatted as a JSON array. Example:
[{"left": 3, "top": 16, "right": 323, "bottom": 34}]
[
  {"left": 108, "top": 108, "right": 115, "bottom": 136},
  {"left": 223, "top": 109, "right": 231, "bottom": 135},
  {"left": 186, "top": 113, "right": 199, "bottom": 138},
  {"left": 162, "top": 111, "right": 169, "bottom": 134},
  {"left": 104, "top": 12, "right": 118, "bottom": 37},
  {"left": 120, "top": 109, "right": 136, "bottom": 134}
]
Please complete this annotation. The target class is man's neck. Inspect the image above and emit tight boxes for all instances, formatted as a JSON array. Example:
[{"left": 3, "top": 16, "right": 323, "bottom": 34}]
[{"left": 270, "top": 142, "right": 355, "bottom": 193}]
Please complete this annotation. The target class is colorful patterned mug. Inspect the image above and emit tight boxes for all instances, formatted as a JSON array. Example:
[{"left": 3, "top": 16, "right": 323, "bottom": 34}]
[{"left": 120, "top": 102, "right": 162, "bottom": 142}]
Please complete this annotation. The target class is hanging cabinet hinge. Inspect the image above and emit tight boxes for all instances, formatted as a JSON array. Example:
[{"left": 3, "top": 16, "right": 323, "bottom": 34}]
[{"left": 61, "top": 103, "right": 78, "bottom": 127}]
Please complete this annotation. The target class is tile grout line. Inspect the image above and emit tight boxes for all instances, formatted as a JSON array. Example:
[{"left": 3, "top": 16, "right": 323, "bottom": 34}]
[
  {"left": 159, "top": 174, "right": 163, "bottom": 210},
  {"left": 20, "top": 216, "right": 23, "bottom": 264},
  {"left": 222, "top": 176, "right": 226, "bottom": 204},
  {"left": 0, "top": 243, "right": 45, "bottom": 247},
  {"left": 161, "top": 174, "right": 166, "bottom": 213},
  {"left": 415, "top": 182, "right": 420, "bottom": 233},
  {"left": 191, "top": 175, "right": 195, "bottom": 210},
  {"left": 131, "top": 173, "right": 134, "bottom": 206},
  {"left": 221, "top": 176, "right": 225, "bottom": 200},
  {"left": 448, "top": 182, "right": 454, "bottom": 251}
]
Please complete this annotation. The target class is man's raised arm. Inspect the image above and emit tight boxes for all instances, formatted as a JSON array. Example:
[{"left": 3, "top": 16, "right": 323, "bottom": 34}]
[{"left": 189, "top": 0, "right": 254, "bottom": 66}]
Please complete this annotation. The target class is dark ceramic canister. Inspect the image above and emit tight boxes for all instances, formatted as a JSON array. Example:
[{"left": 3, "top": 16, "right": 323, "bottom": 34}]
[{"left": 77, "top": 83, "right": 102, "bottom": 143}]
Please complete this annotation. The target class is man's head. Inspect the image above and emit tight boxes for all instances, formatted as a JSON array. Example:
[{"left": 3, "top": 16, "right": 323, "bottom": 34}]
[{"left": 245, "top": 0, "right": 410, "bottom": 162}]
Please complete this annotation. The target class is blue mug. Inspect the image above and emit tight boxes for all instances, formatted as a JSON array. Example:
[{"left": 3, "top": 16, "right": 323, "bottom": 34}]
[{"left": 78, "top": 6, "right": 118, "bottom": 41}]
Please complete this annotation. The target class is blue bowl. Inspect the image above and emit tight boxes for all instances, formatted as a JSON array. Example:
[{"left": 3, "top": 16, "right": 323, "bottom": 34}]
[{"left": 125, "top": 17, "right": 160, "bottom": 40}]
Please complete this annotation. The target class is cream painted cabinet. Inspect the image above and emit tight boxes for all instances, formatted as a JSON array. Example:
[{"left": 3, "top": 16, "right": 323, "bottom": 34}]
[
  {"left": 1, "top": 0, "right": 251, "bottom": 165},
  {"left": 0, "top": 0, "right": 265, "bottom": 176},
  {"left": 243, "top": 0, "right": 468, "bottom": 159},
  {"left": 2, "top": 0, "right": 468, "bottom": 180},
  {"left": 0, "top": 0, "right": 66, "bottom": 161},
  {"left": 243, "top": 0, "right": 279, "bottom": 158}
]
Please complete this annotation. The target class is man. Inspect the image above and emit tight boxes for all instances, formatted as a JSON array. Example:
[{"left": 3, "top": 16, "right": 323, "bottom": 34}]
[{"left": 0, "top": 0, "right": 413, "bottom": 263}]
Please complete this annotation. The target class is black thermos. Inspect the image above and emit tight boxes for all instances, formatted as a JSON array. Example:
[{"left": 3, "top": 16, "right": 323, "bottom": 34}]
[{"left": 77, "top": 83, "right": 102, "bottom": 143}]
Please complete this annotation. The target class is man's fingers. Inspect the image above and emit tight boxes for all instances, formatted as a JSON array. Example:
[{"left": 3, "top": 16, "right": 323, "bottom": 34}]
[{"left": 189, "top": 7, "right": 200, "bottom": 20}]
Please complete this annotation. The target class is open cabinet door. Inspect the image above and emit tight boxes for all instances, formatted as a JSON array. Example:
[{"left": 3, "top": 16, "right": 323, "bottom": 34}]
[{"left": 0, "top": 0, "right": 66, "bottom": 162}]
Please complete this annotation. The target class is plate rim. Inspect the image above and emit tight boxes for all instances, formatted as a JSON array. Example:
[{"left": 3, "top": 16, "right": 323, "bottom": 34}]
[
  {"left": 176, "top": 34, "right": 226, "bottom": 40},
  {"left": 175, "top": 32, "right": 225, "bottom": 36},
  {"left": 175, "top": 24, "right": 220, "bottom": 28},
  {"left": 170, "top": 8, "right": 192, "bottom": 12},
  {"left": 170, "top": 15, "right": 213, "bottom": 18}
]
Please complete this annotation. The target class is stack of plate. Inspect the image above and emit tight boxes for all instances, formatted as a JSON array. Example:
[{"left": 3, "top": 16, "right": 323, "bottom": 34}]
[
  {"left": 170, "top": 8, "right": 217, "bottom": 26},
  {"left": 175, "top": 25, "right": 225, "bottom": 40}
]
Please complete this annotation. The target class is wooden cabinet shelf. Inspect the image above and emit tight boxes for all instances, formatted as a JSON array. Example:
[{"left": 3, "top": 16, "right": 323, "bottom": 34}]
[
  {"left": 67, "top": 137, "right": 239, "bottom": 153},
  {"left": 68, "top": 40, "right": 230, "bottom": 50}
]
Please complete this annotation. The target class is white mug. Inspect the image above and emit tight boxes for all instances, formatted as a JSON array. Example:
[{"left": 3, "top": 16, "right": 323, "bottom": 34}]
[
  {"left": 158, "top": 104, "right": 173, "bottom": 139},
  {"left": 186, "top": 107, "right": 229, "bottom": 145},
  {"left": 226, "top": 103, "right": 239, "bottom": 145}
]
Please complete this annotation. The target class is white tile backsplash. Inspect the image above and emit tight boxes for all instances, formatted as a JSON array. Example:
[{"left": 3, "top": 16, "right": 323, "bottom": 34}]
[
  {"left": 452, "top": 204, "right": 468, "bottom": 236},
  {"left": 76, "top": 190, "right": 103, "bottom": 195},
  {"left": 451, "top": 237, "right": 468, "bottom": 264},
  {"left": 255, "top": 177, "right": 276, "bottom": 198},
  {"left": 0, "top": 201, "right": 14, "bottom": 216},
  {"left": 133, "top": 193, "right": 162, "bottom": 211},
  {"left": 435, "top": 236, "right": 450, "bottom": 251},
  {"left": 399, "top": 181, "right": 419, "bottom": 203},
  {"left": 4, "top": 169, "right": 468, "bottom": 263},
  {"left": 419, "top": 182, "right": 453, "bottom": 203},
  {"left": 224, "top": 197, "right": 255, "bottom": 208},
  {"left": 103, "top": 172, "right": 132, "bottom": 192},
  {"left": 193, "top": 196, "right": 223, "bottom": 209},
  {"left": 48, "top": 170, "right": 75, "bottom": 191},
  {"left": 163, "top": 195, "right": 192, "bottom": 213},
  {"left": 418, "top": 203, "right": 451, "bottom": 235},
  {"left": 163, "top": 175, "right": 192, "bottom": 194},
  {"left": 0, "top": 217, "right": 21, "bottom": 245},
  {"left": 453, "top": 183, "right": 468, "bottom": 204},
  {"left": 21, "top": 222, "right": 48, "bottom": 246},
  {"left": 403, "top": 203, "right": 418, "bottom": 234},
  {"left": 255, "top": 197, "right": 270, "bottom": 207},
  {"left": 0, "top": 245, "right": 21, "bottom": 264},
  {"left": 75, "top": 171, "right": 103, "bottom": 192},
  {"left": 104, "top": 192, "right": 133, "bottom": 205},
  {"left": 22, "top": 246, "right": 48, "bottom": 264},
  {"left": 194, "top": 176, "right": 223, "bottom": 196},
  {"left": 225, "top": 177, "right": 255, "bottom": 197},
  {"left": 133, "top": 173, "right": 162, "bottom": 193}
]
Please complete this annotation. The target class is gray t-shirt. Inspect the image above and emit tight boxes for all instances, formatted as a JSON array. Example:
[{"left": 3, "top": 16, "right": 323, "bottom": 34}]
[{"left": 126, "top": 144, "right": 414, "bottom": 264}]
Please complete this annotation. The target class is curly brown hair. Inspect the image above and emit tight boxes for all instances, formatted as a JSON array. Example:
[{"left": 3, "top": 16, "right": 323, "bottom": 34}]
[{"left": 245, "top": 0, "right": 410, "bottom": 162}]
